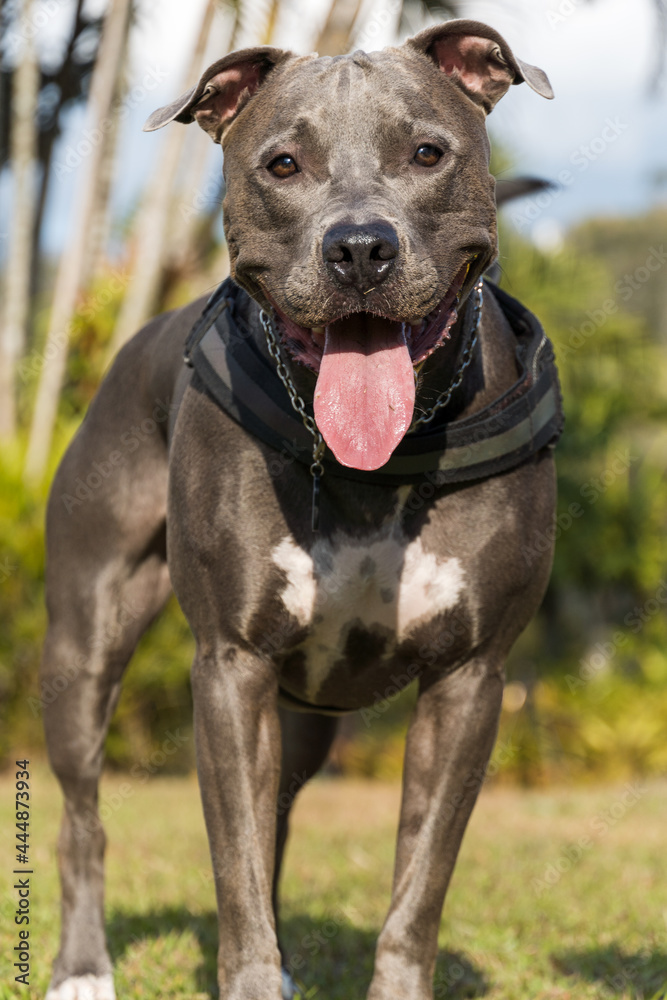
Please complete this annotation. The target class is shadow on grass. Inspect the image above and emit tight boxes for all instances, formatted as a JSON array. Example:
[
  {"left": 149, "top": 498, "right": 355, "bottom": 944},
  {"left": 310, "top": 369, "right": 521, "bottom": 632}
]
[
  {"left": 275, "top": 912, "right": 486, "bottom": 1000},
  {"left": 553, "top": 946, "right": 667, "bottom": 998},
  {"left": 432, "top": 948, "right": 488, "bottom": 999},
  {"left": 107, "top": 907, "right": 488, "bottom": 999}
]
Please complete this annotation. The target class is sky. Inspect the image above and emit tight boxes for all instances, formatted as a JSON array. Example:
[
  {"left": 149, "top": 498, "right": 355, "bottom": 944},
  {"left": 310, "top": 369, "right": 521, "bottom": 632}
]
[
  {"left": 7, "top": 0, "right": 665, "bottom": 255},
  {"left": 464, "top": 0, "right": 667, "bottom": 248}
]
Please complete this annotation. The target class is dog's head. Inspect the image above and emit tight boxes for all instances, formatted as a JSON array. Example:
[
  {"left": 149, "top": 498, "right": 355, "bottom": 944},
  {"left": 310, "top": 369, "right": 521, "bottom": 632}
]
[{"left": 146, "top": 20, "right": 552, "bottom": 471}]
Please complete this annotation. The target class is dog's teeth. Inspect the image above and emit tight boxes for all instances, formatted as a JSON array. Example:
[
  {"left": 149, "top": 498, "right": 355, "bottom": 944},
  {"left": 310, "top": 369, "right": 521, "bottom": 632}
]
[{"left": 311, "top": 326, "right": 325, "bottom": 346}]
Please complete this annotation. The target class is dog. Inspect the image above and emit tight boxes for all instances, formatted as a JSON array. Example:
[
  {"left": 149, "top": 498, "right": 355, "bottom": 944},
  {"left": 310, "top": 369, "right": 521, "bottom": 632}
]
[{"left": 42, "top": 19, "right": 560, "bottom": 1000}]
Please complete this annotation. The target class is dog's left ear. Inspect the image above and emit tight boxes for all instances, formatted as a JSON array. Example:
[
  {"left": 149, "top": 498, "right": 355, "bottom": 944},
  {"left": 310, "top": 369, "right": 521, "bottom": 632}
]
[
  {"left": 406, "top": 19, "right": 553, "bottom": 113},
  {"left": 143, "top": 46, "right": 293, "bottom": 141}
]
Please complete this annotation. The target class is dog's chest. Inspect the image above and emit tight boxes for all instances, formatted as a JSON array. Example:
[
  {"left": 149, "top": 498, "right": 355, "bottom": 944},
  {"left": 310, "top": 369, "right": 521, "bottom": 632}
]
[{"left": 271, "top": 528, "right": 466, "bottom": 701}]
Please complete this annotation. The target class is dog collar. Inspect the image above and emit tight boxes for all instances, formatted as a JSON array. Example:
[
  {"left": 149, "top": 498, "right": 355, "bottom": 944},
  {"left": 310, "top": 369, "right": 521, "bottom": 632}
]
[
  {"left": 184, "top": 277, "right": 563, "bottom": 489},
  {"left": 257, "top": 279, "right": 484, "bottom": 529}
]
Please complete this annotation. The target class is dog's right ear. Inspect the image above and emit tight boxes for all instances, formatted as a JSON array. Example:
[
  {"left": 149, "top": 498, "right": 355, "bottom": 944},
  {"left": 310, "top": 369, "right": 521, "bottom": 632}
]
[
  {"left": 143, "top": 46, "right": 292, "bottom": 142},
  {"left": 407, "top": 20, "right": 553, "bottom": 113}
]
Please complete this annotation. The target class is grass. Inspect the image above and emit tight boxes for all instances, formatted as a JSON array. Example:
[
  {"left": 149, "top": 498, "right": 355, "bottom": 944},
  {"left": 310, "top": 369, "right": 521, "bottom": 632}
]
[{"left": 1, "top": 764, "right": 666, "bottom": 999}]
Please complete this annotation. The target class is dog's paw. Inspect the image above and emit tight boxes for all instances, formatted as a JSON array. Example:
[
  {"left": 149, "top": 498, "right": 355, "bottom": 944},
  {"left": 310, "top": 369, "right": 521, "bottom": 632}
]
[
  {"left": 281, "top": 967, "right": 299, "bottom": 999},
  {"left": 45, "top": 974, "right": 116, "bottom": 1000}
]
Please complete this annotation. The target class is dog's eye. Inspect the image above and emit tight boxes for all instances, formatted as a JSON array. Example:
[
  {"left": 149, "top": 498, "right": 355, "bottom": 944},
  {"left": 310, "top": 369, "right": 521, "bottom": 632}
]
[
  {"left": 268, "top": 155, "right": 298, "bottom": 178},
  {"left": 414, "top": 144, "right": 442, "bottom": 167}
]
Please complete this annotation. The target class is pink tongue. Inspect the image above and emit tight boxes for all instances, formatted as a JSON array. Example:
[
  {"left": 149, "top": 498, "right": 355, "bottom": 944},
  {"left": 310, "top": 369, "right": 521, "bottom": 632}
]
[{"left": 313, "top": 314, "right": 415, "bottom": 471}]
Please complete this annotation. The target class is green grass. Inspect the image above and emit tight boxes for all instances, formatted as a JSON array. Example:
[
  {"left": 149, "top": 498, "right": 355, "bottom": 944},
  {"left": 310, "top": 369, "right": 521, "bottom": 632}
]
[{"left": 1, "top": 765, "right": 666, "bottom": 999}]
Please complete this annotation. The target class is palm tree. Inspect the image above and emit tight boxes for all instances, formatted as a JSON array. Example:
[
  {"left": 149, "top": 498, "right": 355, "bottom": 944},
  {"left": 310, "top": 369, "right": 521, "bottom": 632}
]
[
  {"left": 0, "top": 0, "right": 39, "bottom": 438},
  {"left": 106, "top": 0, "right": 222, "bottom": 358},
  {"left": 24, "top": 0, "right": 133, "bottom": 481}
]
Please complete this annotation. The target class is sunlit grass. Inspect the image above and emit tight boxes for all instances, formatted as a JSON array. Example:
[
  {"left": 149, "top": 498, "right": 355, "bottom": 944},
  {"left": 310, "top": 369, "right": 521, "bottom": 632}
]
[{"left": 1, "top": 765, "right": 666, "bottom": 998}]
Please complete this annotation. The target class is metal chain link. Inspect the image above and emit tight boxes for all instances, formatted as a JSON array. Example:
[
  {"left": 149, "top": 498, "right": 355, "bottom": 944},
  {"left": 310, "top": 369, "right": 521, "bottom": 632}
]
[
  {"left": 259, "top": 310, "right": 325, "bottom": 477},
  {"left": 261, "top": 277, "right": 484, "bottom": 459},
  {"left": 409, "top": 278, "right": 484, "bottom": 432}
]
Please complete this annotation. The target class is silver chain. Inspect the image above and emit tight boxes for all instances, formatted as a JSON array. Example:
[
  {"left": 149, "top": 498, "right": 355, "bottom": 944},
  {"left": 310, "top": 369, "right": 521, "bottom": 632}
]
[
  {"left": 260, "top": 277, "right": 484, "bottom": 462},
  {"left": 409, "top": 278, "right": 484, "bottom": 432},
  {"left": 259, "top": 309, "right": 325, "bottom": 477}
]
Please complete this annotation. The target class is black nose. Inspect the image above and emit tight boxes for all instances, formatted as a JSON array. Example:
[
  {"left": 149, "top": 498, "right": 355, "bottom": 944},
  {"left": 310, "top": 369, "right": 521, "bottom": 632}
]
[{"left": 322, "top": 222, "right": 399, "bottom": 291}]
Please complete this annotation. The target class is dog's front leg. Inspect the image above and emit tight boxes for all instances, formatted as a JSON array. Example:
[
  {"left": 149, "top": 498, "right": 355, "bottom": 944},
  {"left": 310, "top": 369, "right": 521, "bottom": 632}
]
[
  {"left": 192, "top": 645, "right": 283, "bottom": 1000},
  {"left": 368, "top": 657, "right": 504, "bottom": 1000}
]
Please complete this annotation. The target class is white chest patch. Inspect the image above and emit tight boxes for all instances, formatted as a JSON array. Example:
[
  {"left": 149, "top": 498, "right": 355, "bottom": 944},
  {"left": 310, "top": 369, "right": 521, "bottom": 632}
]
[{"left": 271, "top": 530, "right": 465, "bottom": 700}]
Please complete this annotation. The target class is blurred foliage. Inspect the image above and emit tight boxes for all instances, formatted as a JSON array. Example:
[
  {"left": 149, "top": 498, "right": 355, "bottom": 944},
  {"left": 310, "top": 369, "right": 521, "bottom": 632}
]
[
  {"left": 491, "top": 213, "right": 667, "bottom": 784},
  {"left": 2, "top": 205, "right": 667, "bottom": 783},
  {"left": 0, "top": 0, "right": 107, "bottom": 167},
  {"left": 571, "top": 209, "right": 667, "bottom": 339}
]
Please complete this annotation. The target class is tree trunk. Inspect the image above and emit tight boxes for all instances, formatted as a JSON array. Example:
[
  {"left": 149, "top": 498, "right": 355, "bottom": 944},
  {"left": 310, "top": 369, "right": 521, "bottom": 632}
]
[
  {"left": 84, "top": 14, "right": 132, "bottom": 285},
  {"left": 106, "top": 0, "right": 218, "bottom": 359},
  {"left": 161, "top": 4, "right": 238, "bottom": 288},
  {"left": 0, "top": 0, "right": 39, "bottom": 439},
  {"left": 316, "top": 0, "right": 364, "bottom": 56},
  {"left": 24, "top": 0, "right": 133, "bottom": 482},
  {"left": 29, "top": 0, "right": 88, "bottom": 319}
]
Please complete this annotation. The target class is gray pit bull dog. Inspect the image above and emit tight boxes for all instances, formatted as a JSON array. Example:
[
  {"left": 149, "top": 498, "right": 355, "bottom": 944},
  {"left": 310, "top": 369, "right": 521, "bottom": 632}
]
[{"left": 43, "top": 19, "right": 558, "bottom": 1000}]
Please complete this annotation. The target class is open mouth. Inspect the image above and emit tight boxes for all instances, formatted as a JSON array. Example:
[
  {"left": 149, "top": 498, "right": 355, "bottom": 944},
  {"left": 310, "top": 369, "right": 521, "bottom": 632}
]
[{"left": 269, "top": 262, "right": 471, "bottom": 472}]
